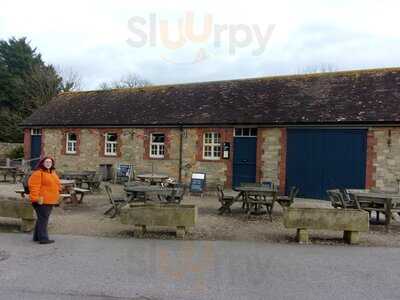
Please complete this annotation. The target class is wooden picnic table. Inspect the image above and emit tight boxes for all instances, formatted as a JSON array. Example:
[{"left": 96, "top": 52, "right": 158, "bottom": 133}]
[
  {"left": 61, "top": 171, "right": 96, "bottom": 187},
  {"left": 14, "top": 179, "right": 89, "bottom": 206},
  {"left": 124, "top": 185, "right": 175, "bottom": 202},
  {"left": 233, "top": 186, "right": 278, "bottom": 218},
  {"left": 0, "top": 166, "right": 22, "bottom": 183},
  {"left": 60, "top": 179, "right": 89, "bottom": 205},
  {"left": 348, "top": 191, "right": 400, "bottom": 231},
  {"left": 136, "top": 173, "right": 169, "bottom": 185}
]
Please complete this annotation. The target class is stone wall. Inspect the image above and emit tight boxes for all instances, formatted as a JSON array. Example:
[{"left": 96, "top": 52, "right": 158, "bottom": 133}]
[
  {"left": 41, "top": 128, "right": 232, "bottom": 187},
  {"left": 0, "top": 143, "right": 23, "bottom": 158},
  {"left": 34, "top": 126, "right": 400, "bottom": 191},
  {"left": 370, "top": 128, "right": 400, "bottom": 190},
  {"left": 259, "top": 128, "right": 283, "bottom": 188}
]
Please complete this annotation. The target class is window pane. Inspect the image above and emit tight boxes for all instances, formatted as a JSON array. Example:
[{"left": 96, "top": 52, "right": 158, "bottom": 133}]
[
  {"left": 251, "top": 128, "right": 258, "bottom": 136},
  {"left": 31, "top": 129, "right": 41, "bottom": 136},
  {"left": 152, "top": 133, "right": 165, "bottom": 143},
  {"left": 107, "top": 133, "right": 117, "bottom": 142},
  {"left": 151, "top": 145, "right": 157, "bottom": 155},
  {"left": 68, "top": 133, "right": 77, "bottom": 141},
  {"left": 243, "top": 128, "right": 250, "bottom": 136},
  {"left": 204, "top": 133, "right": 212, "bottom": 144},
  {"left": 235, "top": 128, "right": 242, "bottom": 136},
  {"left": 214, "top": 133, "right": 221, "bottom": 144},
  {"left": 204, "top": 145, "right": 212, "bottom": 157},
  {"left": 214, "top": 146, "right": 221, "bottom": 157}
]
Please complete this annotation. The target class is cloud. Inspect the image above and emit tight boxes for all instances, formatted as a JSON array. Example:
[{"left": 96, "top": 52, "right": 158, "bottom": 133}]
[{"left": 0, "top": 0, "right": 399, "bottom": 89}]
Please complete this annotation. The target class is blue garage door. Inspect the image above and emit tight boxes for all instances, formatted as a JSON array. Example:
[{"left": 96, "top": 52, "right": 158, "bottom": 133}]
[{"left": 286, "top": 129, "right": 367, "bottom": 199}]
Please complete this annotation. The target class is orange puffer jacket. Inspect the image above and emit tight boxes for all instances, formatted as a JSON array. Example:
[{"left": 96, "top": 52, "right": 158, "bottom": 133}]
[{"left": 28, "top": 169, "right": 61, "bottom": 205}]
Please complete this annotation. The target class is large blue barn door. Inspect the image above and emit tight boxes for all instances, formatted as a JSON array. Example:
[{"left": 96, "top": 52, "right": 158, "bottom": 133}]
[
  {"left": 232, "top": 137, "right": 257, "bottom": 187},
  {"left": 286, "top": 129, "right": 367, "bottom": 199}
]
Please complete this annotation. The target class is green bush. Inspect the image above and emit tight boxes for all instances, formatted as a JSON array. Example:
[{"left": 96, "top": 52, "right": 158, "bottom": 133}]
[{"left": 7, "top": 145, "right": 24, "bottom": 159}]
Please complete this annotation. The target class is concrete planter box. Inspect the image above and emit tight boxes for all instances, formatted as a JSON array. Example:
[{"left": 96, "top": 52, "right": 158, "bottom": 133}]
[
  {"left": 283, "top": 208, "right": 369, "bottom": 244},
  {"left": 120, "top": 203, "right": 197, "bottom": 238},
  {"left": 0, "top": 197, "right": 35, "bottom": 232}
]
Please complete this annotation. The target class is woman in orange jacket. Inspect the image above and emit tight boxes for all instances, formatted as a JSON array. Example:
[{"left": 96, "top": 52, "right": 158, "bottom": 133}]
[{"left": 28, "top": 156, "right": 61, "bottom": 244}]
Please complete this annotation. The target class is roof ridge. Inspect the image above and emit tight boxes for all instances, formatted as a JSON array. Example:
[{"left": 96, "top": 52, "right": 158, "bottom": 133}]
[{"left": 60, "top": 66, "right": 400, "bottom": 96}]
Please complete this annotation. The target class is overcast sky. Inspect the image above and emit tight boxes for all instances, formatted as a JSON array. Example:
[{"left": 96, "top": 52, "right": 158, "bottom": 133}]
[{"left": 1, "top": 0, "right": 399, "bottom": 90}]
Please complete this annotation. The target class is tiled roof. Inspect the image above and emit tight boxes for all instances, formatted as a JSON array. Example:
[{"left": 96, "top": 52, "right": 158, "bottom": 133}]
[{"left": 21, "top": 67, "right": 400, "bottom": 127}]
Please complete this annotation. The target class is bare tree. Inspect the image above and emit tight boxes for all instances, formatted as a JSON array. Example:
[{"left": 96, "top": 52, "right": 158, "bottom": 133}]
[
  {"left": 56, "top": 66, "right": 82, "bottom": 92},
  {"left": 22, "top": 64, "right": 62, "bottom": 109},
  {"left": 99, "top": 72, "right": 151, "bottom": 90},
  {"left": 297, "top": 63, "right": 338, "bottom": 74}
]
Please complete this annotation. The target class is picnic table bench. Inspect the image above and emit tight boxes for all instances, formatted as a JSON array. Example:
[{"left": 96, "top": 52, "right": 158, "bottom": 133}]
[
  {"left": 234, "top": 185, "right": 277, "bottom": 220},
  {"left": 124, "top": 184, "right": 184, "bottom": 203},
  {"left": 348, "top": 190, "right": 400, "bottom": 232},
  {"left": 73, "top": 187, "right": 90, "bottom": 203},
  {"left": 0, "top": 166, "right": 24, "bottom": 183},
  {"left": 15, "top": 189, "right": 73, "bottom": 206},
  {"left": 15, "top": 182, "right": 89, "bottom": 206},
  {"left": 61, "top": 171, "right": 101, "bottom": 192}
]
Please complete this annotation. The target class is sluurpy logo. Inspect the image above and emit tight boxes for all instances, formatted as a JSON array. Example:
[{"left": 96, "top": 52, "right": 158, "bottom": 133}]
[{"left": 127, "top": 12, "right": 275, "bottom": 64}]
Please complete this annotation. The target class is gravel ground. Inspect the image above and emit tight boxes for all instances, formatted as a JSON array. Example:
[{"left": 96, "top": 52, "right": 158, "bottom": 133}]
[{"left": 1, "top": 182, "right": 400, "bottom": 247}]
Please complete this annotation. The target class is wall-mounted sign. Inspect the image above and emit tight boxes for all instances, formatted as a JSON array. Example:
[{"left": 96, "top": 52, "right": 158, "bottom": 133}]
[{"left": 223, "top": 142, "right": 230, "bottom": 159}]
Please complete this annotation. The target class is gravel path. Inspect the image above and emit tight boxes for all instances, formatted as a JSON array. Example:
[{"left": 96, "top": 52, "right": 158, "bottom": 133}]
[{"left": 1, "top": 182, "right": 400, "bottom": 247}]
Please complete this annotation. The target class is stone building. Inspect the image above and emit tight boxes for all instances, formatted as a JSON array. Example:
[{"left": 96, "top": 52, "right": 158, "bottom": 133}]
[{"left": 21, "top": 68, "right": 400, "bottom": 199}]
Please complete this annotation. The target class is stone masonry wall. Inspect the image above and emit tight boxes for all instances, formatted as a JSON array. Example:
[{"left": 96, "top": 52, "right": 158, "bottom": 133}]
[
  {"left": 38, "top": 127, "right": 400, "bottom": 191},
  {"left": 371, "top": 128, "right": 400, "bottom": 190},
  {"left": 42, "top": 128, "right": 231, "bottom": 187},
  {"left": 259, "top": 128, "right": 283, "bottom": 188}
]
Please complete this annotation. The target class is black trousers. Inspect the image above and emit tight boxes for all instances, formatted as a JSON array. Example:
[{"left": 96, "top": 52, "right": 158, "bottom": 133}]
[{"left": 32, "top": 203, "right": 53, "bottom": 241}]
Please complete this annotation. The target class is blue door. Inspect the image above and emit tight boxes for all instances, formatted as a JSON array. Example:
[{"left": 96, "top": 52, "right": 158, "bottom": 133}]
[
  {"left": 30, "top": 135, "right": 42, "bottom": 169},
  {"left": 286, "top": 129, "right": 367, "bottom": 199},
  {"left": 232, "top": 137, "right": 257, "bottom": 187}
]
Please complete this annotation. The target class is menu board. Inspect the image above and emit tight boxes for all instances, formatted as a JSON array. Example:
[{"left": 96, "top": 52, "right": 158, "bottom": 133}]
[
  {"left": 115, "top": 164, "right": 134, "bottom": 182},
  {"left": 190, "top": 172, "right": 206, "bottom": 193}
]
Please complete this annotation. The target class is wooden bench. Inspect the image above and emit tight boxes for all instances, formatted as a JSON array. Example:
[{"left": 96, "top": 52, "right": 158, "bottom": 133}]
[
  {"left": 16, "top": 190, "right": 72, "bottom": 208},
  {"left": 73, "top": 187, "right": 90, "bottom": 203},
  {"left": 15, "top": 189, "right": 27, "bottom": 199},
  {"left": 283, "top": 208, "right": 369, "bottom": 244}
]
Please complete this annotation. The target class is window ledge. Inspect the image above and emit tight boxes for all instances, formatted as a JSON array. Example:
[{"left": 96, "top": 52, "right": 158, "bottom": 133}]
[
  {"left": 104, "top": 153, "right": 117, "bottom": 157},
  {"left": 65, "top": 152, "right": 78, "bottom": 155}
]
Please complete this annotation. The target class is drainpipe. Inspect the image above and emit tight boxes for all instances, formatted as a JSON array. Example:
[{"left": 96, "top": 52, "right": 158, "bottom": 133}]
[{"left": 178, "top": 124, "right": 183, "bottom": 183}]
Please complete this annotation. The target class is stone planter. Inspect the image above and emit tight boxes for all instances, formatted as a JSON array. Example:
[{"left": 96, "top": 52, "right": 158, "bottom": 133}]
[
  {"left": 283, "top": 208, "right": 369, "bottom": 244},
  {"left": 120, "top": 203, "right": 197, "bottom": 238},
  {"left": 0, "top": 197, "right": 35, "bottom": 232}
]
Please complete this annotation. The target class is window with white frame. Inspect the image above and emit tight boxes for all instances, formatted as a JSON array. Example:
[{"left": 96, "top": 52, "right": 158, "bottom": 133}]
[
  {"left": 105, "top": 133, "right": 118, "bottom": 156},
  {"left": 203, "top": 132, "right": 221, "bottom": 160},
  {"left": 31, "top": 128, "right": 41, "bottom": 136},
  {"left": 66, "top": 132, "right": 77, "bottom": 154},
  {"left": 150, "top": 133, "right": 165, "bottom": 158}
]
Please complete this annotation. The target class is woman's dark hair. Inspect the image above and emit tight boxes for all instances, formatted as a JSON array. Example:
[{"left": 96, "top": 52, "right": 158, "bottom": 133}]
[{"left": 34, "top": 156, "right": 56, "bottom": 171}]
